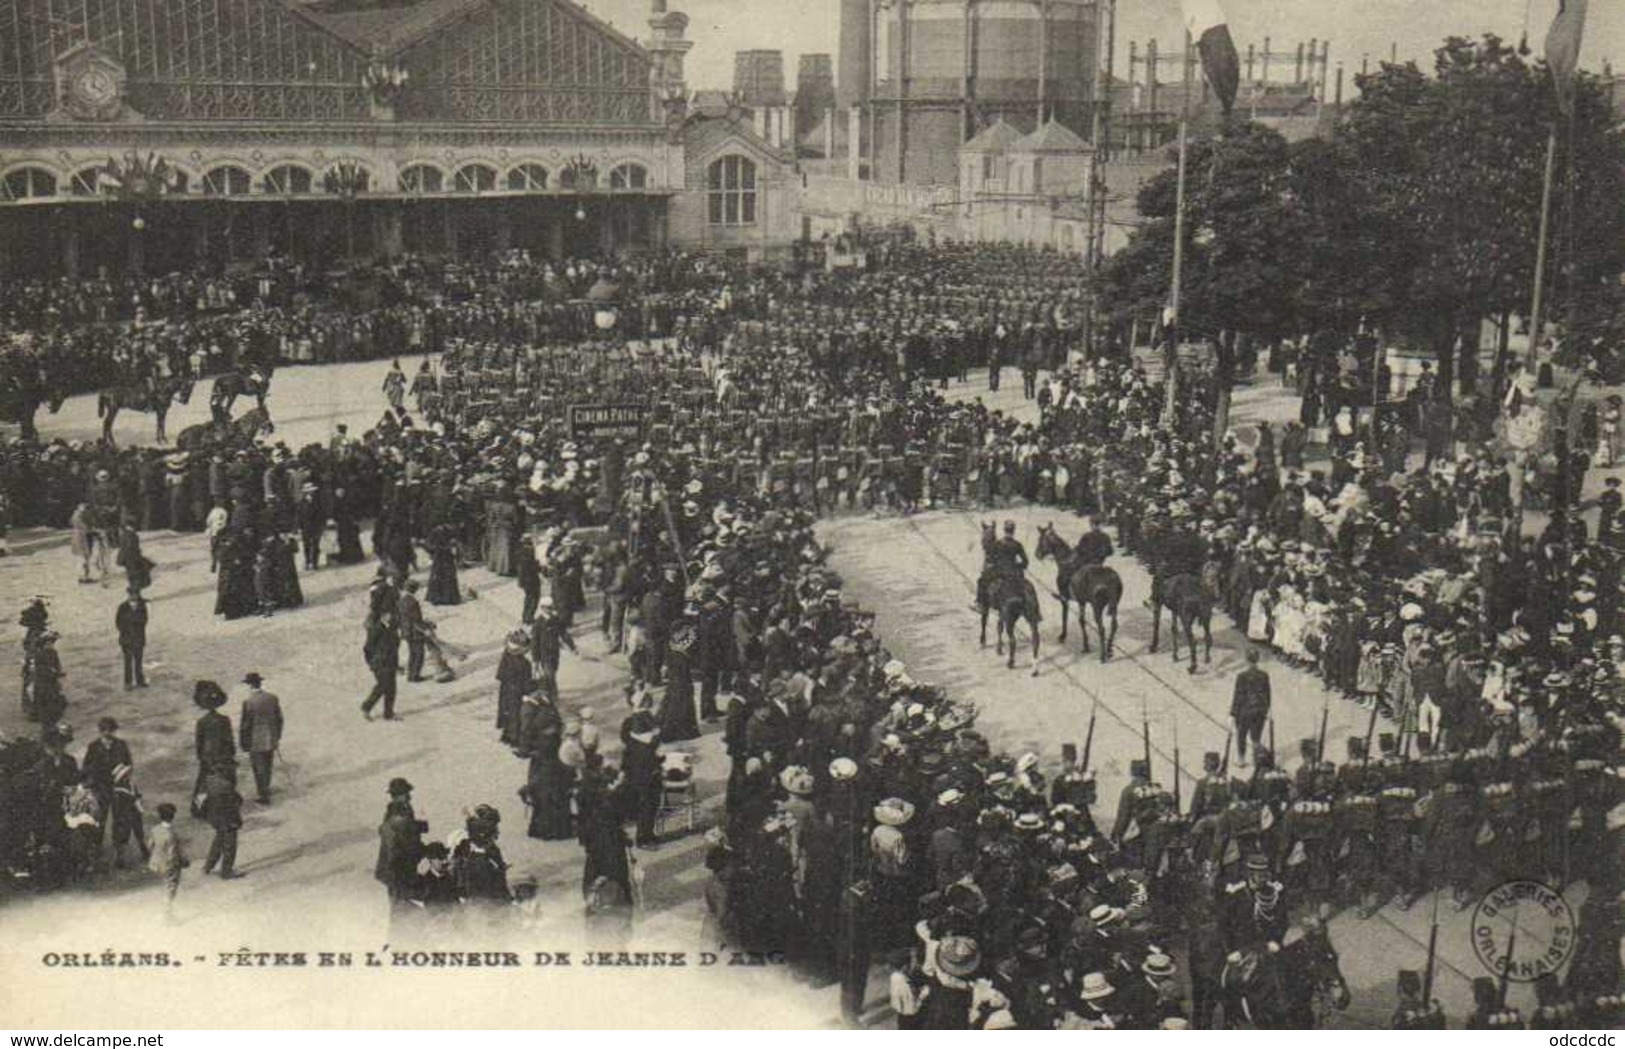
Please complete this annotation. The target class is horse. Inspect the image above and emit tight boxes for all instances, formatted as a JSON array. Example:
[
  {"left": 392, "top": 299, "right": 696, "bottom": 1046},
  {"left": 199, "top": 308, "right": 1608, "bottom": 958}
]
[
  {"left": 96, "top": 376, "right": 194, "bottom": 445},
  {"left": 0, "top": 367, "right": 68, "bottom": 442},
  {"left": 1150, "top": 572, "right": 1213, "bottom": 673},
  {"left": 1034, "top": 522, "right": 1123, "bottom": 662},
  {"left": 978, "top": 522, "right": 1042, "bottom": 673},
  {"left": 176, "top": 406, "right": 274, "bottom": 451},
  {"left": 1217, "top": 919, "right": 1351, "bottom": 1029},
  {"left": 210, "top": 364, "right": 274, "bottom": 423}
]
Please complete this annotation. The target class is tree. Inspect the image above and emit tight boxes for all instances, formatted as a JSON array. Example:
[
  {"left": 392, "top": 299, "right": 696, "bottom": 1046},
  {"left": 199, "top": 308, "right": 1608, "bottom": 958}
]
[
  {"left": 1100, "top": 34, "right": 1625, "bottom": 410},
  {"left": 1336, "top": 36, "right": 1625, "bottom": 392},
  {"left": 1096, "top": 121, "right": 1318, "bottom": 435}
]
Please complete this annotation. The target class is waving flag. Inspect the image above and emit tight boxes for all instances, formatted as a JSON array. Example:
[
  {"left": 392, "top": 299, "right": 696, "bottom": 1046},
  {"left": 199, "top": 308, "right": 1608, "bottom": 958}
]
[
  {"left": 1182, "top": 0, "right": 1241, "bottom": 117},
  {"left": 1544, "top": 0, "right": 1589, "bottom": 116}
]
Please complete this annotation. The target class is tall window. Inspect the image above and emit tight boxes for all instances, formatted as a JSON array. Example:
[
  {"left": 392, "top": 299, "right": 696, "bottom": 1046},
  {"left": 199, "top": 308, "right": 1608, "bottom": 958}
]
[
  {"left": 706, "top": 155, "right": 757, "bottom": 226},
  {"left": 263, "top": 165, "right": 313, "bottom": 195},
  {"left": 609, "top": 163, "right": 647, "bottom": 190},
  {"left": 507, "top": 163, "right": 549, "bottom": 191},
  {"left": 399, "top": 164, "right": 444, "bottom": 194},
  {"left": 454, "top": 163, "right": 497, "bottom": 194},
  {"left": 1, "top": 167, "right": 58, "bottom": 201},
  {"left": 202, "top": 166, "right": 252, "bottom": 196}
]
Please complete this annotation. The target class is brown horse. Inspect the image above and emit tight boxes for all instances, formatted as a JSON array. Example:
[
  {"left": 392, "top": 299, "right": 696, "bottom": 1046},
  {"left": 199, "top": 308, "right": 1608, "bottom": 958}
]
[
  {"left": 210, "top": 364, "right": 274, "bottom": 424},
  {"left": 97, "top": 376, "right": 194, "bottom": 445},
  {"left": 979, "top": 521, "right": 1042, "bottom": 673},
  {"left": 1150, "top": 572, "right": 1213, "bottom": 673},
  {"left": 1034, "top": 522, "right": 1123, "bottom": 662},
  {"left": 175, "top": 406, "right": 275, "bottom": 451}
]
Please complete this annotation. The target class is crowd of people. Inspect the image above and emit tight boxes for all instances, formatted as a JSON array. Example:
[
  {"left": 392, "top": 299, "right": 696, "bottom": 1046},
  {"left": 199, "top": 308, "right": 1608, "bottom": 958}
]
[{"left": 0, "top": 240, "right": 1622, "bottom": 1029}]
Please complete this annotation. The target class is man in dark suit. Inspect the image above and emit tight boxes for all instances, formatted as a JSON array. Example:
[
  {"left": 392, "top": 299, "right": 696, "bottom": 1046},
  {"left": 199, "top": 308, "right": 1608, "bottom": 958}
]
[
  {"left": 517, "top": 541, "right": 542, "bottom": 625},
  {"left": 114, "top": 589, "right": 148, "bottom": 689},
  {"left": 80, "top": 716, "right": 133, "bottom": 847},
  {"left": 296, "top": 482, "right": 326, "bottom": 571},
  {"left": 619, "top": 711, "right": 662, "bottom": 849},
  {"left": 397, "top": 580, "right": 428, "bottom": 683},
  {"left": 1230, "top": 648, "right": 1272, "bottom": 766},
  {"left": 362, "top": 611, "right": 402, "bottom": 721},
  {"left": 201, "top": 770, "right": 244, "bottom": 879},
  {"left": 375, "top": 777, "right": 426, "bottom": 927},
  {"left": 116, "top": 517, "right": 152, "bottom": 594},
  {"left": 238, "top": 671, "right": 284, "bottom": 804}
]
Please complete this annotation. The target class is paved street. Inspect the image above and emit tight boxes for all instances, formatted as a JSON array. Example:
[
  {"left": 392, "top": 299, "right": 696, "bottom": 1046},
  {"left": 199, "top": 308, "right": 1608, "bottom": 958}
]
[{"left": 3, "top": 361, "right": 1596, "bottom": 1027}]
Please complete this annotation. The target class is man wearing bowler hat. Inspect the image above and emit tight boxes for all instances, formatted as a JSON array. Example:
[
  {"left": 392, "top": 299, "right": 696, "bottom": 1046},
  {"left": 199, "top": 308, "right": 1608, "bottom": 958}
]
[
  {"left": 238, "top": 672, "right": 284, "bottom": 804},
  {"left": 375, "top": 777, "right": 426, "bottom": 924}
]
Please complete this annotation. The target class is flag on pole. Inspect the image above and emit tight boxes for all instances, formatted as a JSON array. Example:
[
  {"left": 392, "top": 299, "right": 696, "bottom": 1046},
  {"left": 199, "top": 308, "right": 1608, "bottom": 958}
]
[
  {"left": 1544, "top": 0, "right": 1589, "bottom": 116},
  {"left": 1181, "top": 0, "right": 1241, "bottom": 117}
]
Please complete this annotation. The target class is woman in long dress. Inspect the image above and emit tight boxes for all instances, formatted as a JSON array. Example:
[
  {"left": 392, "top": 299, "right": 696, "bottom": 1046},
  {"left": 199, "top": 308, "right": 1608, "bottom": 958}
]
[
  {"left": 517, "top": 690, "right": 573, "bottom": 840},
  {"left": 659, "top": 617, "right": 701, "bottom": 743},
  {"left": 425, "top": 524, "right": 461, "bottom": 606},
  {"left": 332, "top": 488, "right": 366, "bottom": 564},
  {"left": 577, "top": 762, "right": 633, "bottom": 905},
  {"left": 495, "top": 632, "right": 532, "bottom": 746},
  {"left": 485, "top": 498, "right": 516, "bottom": 576}
]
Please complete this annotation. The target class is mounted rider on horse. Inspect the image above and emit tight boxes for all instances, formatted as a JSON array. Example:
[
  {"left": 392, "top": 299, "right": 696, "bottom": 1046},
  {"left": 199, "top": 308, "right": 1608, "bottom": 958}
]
[{"left": 979, "top": 520, "right": 1032, "bottom": 612}]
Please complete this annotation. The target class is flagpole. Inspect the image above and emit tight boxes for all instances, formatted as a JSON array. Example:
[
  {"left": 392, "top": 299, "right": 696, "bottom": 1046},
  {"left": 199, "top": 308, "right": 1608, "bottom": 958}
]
[
  {"left": 1163, "top": 32, "right": 1194, "bottom": 427},
  {"left": 1524, "top": 126, "right": 1559, "bottom": 368}
]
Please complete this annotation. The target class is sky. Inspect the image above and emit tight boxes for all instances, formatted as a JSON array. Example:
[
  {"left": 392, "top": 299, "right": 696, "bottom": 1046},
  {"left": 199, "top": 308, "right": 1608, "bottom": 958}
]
[{"left": 581, "top": 0, "right": 1624, "bottom": 92}]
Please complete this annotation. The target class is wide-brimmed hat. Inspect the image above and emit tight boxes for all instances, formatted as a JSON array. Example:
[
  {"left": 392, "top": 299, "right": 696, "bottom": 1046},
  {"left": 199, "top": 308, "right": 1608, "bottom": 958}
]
[
  {"left": 829, "top": 757, "right": 859, "bottom": 782},
  {"left": 873, "top": 797, "right": 915, "bottom": 826},
  {"left": 242, "top": 672, "right": 264, "bottom": 687},
  {"left": 625, "top": 711, "right": 659, "bottom": 743},
  {"left": 1078, "top": 972, "right": 1116, "bottom": 1001},
  {"left": 1089, "top": 904, "right": 1125, "bottom": 928},
  {"left": 387, "top": 777, "right": 414, "bottom": 796},
  {"left": 1142, "top": 953, "right": 1177, "bottom": 978},
  {"left": 936, "top": 936, "right": 981, "bottom": 978},
  {"left": 193, "top": 680, "right": 228, "bottom": 709},
  {"left": 779, "top": 765, "right": 815, "bottom": 797}
]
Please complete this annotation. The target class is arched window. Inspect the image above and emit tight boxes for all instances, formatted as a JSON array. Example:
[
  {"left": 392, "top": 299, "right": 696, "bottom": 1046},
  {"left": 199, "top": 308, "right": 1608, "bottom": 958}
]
[
  {"left": 507, "top": 163, "right": 549, "bottom": 191},
  {"left": 609, "top": 163, "right": 647, "bottom": 190},
  {"left": 322, "top": 164, "right": 370, "bottom": 196},
  {"left": 706, "top": 155, "right": 757, "bottom": 226},
  {"left": 70, "top": 167, "right": 105, "bottom": 196},
  {"left": 399, "top": 164, "right": 444, "bottom": 194},
  {"left": 453, "top": 163, "right": 497, "bottom": 194},
  {"left": 202, "top": 165, "right": 252, "bottom": 196},
  {"left": 263, "top": 164, "right": 313, "bottom": 195},
  {"left": 1, "top": 167, "right": 58, "bottom": 201}
]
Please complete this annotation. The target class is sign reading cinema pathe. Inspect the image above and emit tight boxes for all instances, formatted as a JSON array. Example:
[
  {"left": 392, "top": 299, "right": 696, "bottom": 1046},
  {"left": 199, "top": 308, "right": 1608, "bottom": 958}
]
[{"left": 568, "top": 403, "right": 650, "bottom": 439}]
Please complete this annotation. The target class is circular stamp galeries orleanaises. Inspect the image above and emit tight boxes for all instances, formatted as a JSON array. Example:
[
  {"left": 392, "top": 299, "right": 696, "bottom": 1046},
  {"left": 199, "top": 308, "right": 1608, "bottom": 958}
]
[{"left": 1470, "top": 879, "right": 1577, "bottom": 983}]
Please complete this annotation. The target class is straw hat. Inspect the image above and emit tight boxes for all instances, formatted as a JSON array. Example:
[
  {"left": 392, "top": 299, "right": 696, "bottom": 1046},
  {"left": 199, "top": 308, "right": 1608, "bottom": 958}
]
[
  {"left": 1078, "top": 972, "right": 1116, "bottom": 1001},
  {"left": 873, "top": 797, "right": 915, "bottom": 827}
]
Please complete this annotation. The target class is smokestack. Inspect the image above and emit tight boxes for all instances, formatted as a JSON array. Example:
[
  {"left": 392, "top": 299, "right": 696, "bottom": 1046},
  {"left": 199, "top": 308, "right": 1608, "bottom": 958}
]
[
  {"left": 837, "top": 0, "right": 872, "bottom": 107},
  {"left": 1335, "top": 62, "right": 1343, "bottom": 106}
]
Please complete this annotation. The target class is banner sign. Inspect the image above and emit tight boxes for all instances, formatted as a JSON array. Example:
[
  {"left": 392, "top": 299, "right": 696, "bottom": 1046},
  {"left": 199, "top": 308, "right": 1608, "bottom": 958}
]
[{"left": 567, "top": 403, "right": 649, "bottom": 439}]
